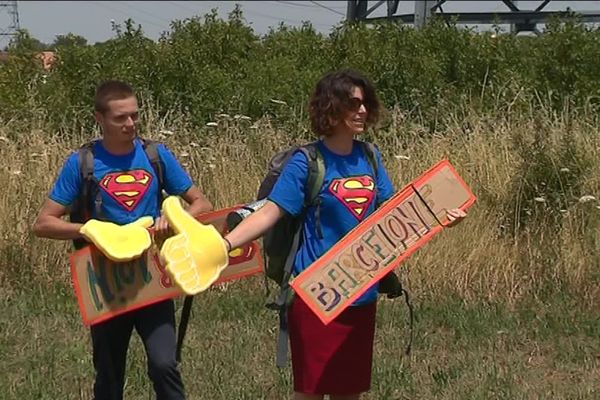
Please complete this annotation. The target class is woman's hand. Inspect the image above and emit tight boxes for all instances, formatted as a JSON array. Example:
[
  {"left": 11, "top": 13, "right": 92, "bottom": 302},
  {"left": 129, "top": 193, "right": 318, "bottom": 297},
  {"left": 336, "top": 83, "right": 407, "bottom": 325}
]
[{"left": 444, "top": 208, "right": 467, "bottom": 228}]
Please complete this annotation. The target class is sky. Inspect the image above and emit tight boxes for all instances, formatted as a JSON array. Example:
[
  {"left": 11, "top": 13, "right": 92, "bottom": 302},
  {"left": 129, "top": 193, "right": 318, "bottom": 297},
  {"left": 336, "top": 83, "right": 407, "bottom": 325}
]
[{"left": 2, "top": 1, "right": 600, "bottom": 47}]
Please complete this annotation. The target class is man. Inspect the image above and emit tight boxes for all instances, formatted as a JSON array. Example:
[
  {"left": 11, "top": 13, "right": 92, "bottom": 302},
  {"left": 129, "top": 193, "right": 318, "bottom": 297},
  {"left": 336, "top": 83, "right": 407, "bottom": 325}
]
[{"left": 32, "top": 80, "right": 212, "bottom": 399}]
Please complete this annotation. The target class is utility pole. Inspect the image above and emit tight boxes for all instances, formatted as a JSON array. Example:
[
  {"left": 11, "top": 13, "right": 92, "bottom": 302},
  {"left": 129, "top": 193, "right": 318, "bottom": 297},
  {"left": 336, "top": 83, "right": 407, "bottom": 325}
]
[
  {"left": 0, "top": 0, "right": 19, "bottom": 49},
  {"left": 414, "top": 1, "right": 437, "bottom": 28},
  {"left": 510, "top": 0, "right": 519, "bottom": 34}
]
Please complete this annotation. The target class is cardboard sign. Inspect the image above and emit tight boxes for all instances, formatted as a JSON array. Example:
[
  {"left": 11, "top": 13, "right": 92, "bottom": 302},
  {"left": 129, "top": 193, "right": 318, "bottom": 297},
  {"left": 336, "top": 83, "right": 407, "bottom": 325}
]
[
  {"left": 290, "top": 160, "right": 476, "bottom": 325},
  {"left": 70, "top": 206, "right": 264, "bottom": 326}
]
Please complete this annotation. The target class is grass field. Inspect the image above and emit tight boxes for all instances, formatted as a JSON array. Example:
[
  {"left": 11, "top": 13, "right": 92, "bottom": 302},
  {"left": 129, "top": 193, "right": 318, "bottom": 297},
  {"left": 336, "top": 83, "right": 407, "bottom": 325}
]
[{"left": 1, "top": 104, "right": 599, "bottom": 399}]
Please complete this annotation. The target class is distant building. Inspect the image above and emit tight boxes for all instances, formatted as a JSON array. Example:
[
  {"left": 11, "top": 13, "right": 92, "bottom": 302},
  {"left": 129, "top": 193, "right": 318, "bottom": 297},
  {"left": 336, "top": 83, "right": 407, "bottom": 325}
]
[{"left": 37, "top": 51, "right": 56, "bottom": 71}]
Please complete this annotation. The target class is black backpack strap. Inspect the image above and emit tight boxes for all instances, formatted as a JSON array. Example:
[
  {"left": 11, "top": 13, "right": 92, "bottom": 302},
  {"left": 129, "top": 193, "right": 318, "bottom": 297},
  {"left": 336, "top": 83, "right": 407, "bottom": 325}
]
[
  {"left": 271, "top": 143, "right": 325, "bottom": 367},
  {"left": 79, "top": 141, "right": 97, "bottom": 216},
  {"left": 71, "top": 141, "right": 100, "bottom": 249},
  {"left": 300, "top": 143, "right": 325, "bottom": 205},
  {"left": 273, "top": 215, "right": 304, "bottom": 367},
  {"left": 141, "top": 139, "right": 165, "bottom": 206},
  {"left": 138, "top": 139, "right": 191, "bottom": 362},
  {"left": 176, "top": 295, "right": 194, "bottom": 363},
  {"left": 143, "top": 139, "right": 193, "bottom": 363},
  {"left": 359, "top": 141, "right": 415, "bottom": 354},
  {"left": 297, "top": 143, "right": 325, "bottom": 238},
  {"left": 361, "top": 141, "right": 379, "bottom": 180}
]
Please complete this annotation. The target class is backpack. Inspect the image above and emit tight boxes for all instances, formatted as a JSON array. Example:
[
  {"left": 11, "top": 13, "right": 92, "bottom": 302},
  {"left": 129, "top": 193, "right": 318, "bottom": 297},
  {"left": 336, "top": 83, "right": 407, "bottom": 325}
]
[{"left": 67, "top": 137, "right": 193, "bottom": 362}]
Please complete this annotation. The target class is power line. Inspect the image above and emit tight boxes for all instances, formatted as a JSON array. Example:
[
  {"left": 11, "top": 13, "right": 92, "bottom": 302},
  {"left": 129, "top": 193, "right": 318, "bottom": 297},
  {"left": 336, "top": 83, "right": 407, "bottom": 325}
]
[
  {"left": 244, "top": 7, "right": 316, "bottom": 26},
  {"left": 165, "top": 1, "right": 199, "bottom": 14},
  {"left": 307, "top": 1, "right": 345, "bottom": 16},
  {"left": 273, "top": 0, "right": 345, "bottom": 10},
  {"left": 89, "top": 1, "right": 170, "bottom": 31},
  {"left": 114, "top": 1, "right": 174, "bottom": 26}
]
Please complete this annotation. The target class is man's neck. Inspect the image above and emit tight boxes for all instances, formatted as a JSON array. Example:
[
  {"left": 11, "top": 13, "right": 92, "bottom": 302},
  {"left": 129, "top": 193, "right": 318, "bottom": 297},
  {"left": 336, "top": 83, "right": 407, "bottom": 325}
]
[{"left": 100, "top": 138, "right": 136, "bottom": 155}]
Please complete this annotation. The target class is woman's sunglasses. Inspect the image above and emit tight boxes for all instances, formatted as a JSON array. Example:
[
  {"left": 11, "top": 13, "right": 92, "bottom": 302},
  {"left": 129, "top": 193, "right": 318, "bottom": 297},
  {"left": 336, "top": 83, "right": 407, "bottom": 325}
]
[{"left": 347, "top": 97, "right": 366, "bottom": 111}]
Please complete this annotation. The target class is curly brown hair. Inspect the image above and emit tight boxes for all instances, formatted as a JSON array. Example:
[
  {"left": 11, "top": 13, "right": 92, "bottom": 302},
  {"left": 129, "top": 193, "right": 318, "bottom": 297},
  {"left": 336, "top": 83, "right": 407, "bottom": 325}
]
[{"left": 309, "top": 69, "right": 381, "bottom": 137}]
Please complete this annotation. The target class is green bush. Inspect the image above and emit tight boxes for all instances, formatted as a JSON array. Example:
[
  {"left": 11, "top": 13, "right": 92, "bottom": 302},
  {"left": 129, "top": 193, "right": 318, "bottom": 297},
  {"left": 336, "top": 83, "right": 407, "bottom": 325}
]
[{"left": 2, "top": 9, "right": 600, "bottom": 134}]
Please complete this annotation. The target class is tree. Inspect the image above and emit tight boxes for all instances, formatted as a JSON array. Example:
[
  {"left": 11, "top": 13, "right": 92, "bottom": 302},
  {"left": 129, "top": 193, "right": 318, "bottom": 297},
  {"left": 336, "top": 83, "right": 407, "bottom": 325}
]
[
  {"left": 8, "top": 29, "right": 50, "bottom": 52},
  {"left": 52, "top": 33, "right": 88, "bottom": 48}
]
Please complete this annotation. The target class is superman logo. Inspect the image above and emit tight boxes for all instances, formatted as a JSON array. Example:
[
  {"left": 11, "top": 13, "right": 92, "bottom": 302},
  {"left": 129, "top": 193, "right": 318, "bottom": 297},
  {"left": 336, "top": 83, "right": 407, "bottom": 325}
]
[
  {"left": 220, "top": 221, "right": 256, "bottom": 265},
  {"left": 329, "top": 175, "right": 376, "bottom": 221},
  {"left": 228, "top": 242, "right": 256, "bottom": 265},
  {"left": 100, "top": 170, "right": 153, "bottom": 211}
]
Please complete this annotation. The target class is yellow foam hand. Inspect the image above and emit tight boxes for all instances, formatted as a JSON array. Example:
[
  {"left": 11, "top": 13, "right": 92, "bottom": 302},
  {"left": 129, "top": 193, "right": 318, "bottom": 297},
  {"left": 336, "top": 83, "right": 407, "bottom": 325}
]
[
  {"left": 160, "top": 196, "right": 228, "bottom": 295},
  {"left": 79, "top": 216, "right": 154, "bottom": 262}
]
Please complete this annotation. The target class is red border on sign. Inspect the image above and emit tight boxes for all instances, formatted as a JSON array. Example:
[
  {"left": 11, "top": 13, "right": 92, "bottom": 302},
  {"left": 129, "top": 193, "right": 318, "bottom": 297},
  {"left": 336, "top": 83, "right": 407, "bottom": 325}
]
[
  {"left": 70, "top": 205, "right": 264, "bottom": 326},
  {"left": 69, "top": 247, "right": 181, "bottom": 326},
  {"left": 290, "top": 159, "right": 477, "bottom": 325}
]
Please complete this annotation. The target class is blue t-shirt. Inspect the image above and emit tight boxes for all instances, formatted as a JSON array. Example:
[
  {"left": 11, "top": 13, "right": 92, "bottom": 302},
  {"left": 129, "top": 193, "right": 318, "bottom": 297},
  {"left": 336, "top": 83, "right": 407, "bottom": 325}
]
[
  {"left": 50, "top": 138, "right": 193, "bottom": 224},
  {"left": 268, "top": 140, "right": 396, "bottom": 306}
]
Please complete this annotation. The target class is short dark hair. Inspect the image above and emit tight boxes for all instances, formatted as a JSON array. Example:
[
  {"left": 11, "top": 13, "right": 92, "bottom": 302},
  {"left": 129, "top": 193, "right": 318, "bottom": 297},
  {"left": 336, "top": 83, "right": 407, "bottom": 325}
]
[
  {"left": 309, "top": 69, "right": 381, "bottom": 137},
  {"left": 94, "top": 80, "right": 135, "bottom": 113}
]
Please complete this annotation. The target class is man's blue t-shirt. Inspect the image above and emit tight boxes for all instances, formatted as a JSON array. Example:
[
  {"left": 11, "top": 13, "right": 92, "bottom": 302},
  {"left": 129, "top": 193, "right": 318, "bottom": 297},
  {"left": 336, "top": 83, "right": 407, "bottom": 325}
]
[
  {"left": 50, "top": 138, "right": 193, "bottom": 224},
  {"left": 268, "top": 140, "right": 396, "bottom": 306}
]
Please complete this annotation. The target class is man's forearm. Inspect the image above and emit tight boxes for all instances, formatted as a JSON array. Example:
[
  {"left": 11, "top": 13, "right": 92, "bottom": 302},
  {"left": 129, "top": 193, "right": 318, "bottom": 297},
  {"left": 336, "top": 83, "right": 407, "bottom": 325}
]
[
  {"left": 33, "top": 217, "right": 85, "bottom": 240},
  {"left": 185, "top": 198, "right": 213, "bottom": 219}
]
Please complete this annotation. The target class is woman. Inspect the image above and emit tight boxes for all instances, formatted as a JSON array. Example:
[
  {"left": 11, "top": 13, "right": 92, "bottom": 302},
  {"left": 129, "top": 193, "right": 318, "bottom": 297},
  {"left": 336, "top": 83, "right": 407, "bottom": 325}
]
[{"left": 223, "top": 69, "right": 466, "bottom": 399}]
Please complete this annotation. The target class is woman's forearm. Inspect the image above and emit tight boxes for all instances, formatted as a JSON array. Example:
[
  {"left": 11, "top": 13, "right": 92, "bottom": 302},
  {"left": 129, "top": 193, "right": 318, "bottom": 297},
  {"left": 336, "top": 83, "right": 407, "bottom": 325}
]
[{"left": 224, "top": 200, "right": 283, "bottom": 249}]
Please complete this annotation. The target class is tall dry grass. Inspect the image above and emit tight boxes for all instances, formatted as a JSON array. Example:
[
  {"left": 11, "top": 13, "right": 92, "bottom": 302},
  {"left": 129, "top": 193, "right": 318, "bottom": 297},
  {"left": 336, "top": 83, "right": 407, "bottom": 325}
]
[{"left": 1, "top": 100, "right": 598, "bottom": 308}]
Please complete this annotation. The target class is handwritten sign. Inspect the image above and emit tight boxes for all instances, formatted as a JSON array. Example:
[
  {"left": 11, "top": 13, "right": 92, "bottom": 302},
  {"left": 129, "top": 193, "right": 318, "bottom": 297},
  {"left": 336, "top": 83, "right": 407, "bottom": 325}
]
[
  {"left": 70, "top": 206, "right": 264, "bottom": 326},
  {"left": 290, "top": 160, "right": 476, "bottom": 325}
]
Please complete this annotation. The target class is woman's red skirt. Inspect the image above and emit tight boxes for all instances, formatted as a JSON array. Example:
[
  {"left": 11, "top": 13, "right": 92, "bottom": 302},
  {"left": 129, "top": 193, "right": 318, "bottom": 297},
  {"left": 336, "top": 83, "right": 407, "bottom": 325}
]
[{"left": 288, "top": 295, "right": 377, "bottom": 395}]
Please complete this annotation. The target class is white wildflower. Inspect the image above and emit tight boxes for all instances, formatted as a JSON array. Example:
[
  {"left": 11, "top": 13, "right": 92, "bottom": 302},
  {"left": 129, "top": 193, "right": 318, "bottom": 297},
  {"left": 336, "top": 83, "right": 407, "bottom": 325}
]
[
  {"left": 205, "top": 122, "right": 218, "bottom": 127},
  {"left": 579, "top": 195, "right": 596, "bottom": 203}
]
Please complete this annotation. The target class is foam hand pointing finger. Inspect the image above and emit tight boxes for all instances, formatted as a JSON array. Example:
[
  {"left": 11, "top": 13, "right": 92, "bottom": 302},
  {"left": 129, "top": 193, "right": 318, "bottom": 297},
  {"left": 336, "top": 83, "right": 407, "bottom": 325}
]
[
  {"left": 160, "top": 196, "right": 229, "bottom": 295},
  {"left": 79, "top": 216, "right": 154, "bottom": 262}
]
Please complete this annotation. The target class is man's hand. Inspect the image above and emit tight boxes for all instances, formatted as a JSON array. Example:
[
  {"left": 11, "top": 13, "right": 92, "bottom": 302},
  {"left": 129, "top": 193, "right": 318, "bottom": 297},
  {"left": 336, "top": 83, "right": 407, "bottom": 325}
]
[
  {"left": 444, "top": 208, "right": 467, "bottom": 228},
  {"left": 153, "top": 215, "right": 174, "bottom": 245}
]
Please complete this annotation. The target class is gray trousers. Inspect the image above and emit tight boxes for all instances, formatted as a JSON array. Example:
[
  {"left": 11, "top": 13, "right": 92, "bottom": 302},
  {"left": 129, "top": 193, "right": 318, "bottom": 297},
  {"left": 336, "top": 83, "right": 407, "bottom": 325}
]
[{"left": 90, "top": 300, "right": 185, "bottom": 400}]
